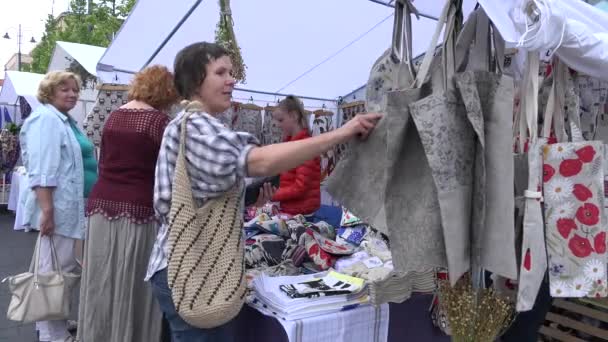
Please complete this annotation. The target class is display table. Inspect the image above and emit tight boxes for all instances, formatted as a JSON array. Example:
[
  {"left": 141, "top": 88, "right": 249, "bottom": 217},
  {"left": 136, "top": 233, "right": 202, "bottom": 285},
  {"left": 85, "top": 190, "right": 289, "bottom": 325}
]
[{"left": 234, "top": 294, "right": 450, "bottom": 342}]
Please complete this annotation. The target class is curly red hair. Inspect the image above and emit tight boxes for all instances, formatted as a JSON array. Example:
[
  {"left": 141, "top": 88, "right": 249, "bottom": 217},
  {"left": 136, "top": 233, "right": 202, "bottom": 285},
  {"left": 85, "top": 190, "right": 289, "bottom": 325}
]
[{"left": 128, "top": 65, "right": 179, "bottom": 111}]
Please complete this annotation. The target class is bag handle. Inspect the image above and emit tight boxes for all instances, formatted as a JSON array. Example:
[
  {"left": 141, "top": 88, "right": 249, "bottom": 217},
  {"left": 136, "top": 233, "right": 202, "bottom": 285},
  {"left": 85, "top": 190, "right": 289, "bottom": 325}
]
[
  {"left": 391, "top": 0, "right": 419, "bottom": 80},
  {"left": 516, "top": 52, "right": 541, "bottom": 153},
  {"left": 555, "top": 59, "right": 583, "bottom": 143},
  {"left": 412, "top": 0, "right": 458, "bottom": 89},
  {"left": 542, "top": 59, "right": 582, "bottom": 143},
  {"left": 455, "top": 8, "right": 506, "bottom": 74},
  {"left": 31, "top": 235, "right": 63, "bottom": 286}
]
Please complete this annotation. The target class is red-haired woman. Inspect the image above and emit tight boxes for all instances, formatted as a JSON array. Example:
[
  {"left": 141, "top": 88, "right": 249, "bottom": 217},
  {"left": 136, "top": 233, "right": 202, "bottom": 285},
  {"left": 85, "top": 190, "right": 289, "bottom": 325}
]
[{"left": 77, "top": 65, "right": 179, "bottom": 342}]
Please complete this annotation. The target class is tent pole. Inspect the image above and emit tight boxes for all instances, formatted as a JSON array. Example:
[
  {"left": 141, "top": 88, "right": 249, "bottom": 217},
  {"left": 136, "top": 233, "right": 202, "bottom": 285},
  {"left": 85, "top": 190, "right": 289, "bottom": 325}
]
[
  {"left": 141, "top": 0, "right": 204, "bottom": 70},
  {"left": 367, "top": 0, "right": 439, "bottom": 21},
  {"left": 234, "top": 87, "right": 336, "bottom": 102}
]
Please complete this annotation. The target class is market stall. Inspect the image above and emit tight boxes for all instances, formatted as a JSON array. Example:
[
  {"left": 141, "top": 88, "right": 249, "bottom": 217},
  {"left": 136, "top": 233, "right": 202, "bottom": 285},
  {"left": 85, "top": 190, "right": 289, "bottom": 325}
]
[
  {"left": 0, "top": 71, "right": 44, "bottom": 126},
  {"left": 92, "top": 0, "right": 608, "bottom": 341}
]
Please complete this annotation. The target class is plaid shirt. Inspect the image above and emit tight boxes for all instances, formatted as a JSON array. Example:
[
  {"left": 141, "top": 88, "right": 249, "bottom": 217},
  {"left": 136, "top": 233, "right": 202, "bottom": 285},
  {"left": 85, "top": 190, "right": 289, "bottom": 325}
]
[{"left": 145, "top": 110, "right": 259, "bottom": 281}]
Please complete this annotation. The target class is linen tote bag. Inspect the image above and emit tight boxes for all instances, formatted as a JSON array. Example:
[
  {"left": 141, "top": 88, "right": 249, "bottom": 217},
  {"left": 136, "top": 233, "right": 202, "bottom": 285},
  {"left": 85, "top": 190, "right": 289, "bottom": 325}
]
[
  {"left": 166, "top": 105, "right": 247, "bottom": 329},
  {"left": 394, "top": 0, "right": 473, "bottom": 283},
  {"left": 542, "top": 60, "right": 607, "bottom": 299},
  {"left": 452, "top": 8, "right": 518, "bottom": 281}
]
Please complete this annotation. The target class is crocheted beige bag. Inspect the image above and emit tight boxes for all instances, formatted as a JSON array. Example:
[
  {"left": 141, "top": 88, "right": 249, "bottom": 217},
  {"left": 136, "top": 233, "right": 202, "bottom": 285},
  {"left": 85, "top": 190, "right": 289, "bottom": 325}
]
[{"left": 167, "top": 105, "right": 247, "bottom": 329}]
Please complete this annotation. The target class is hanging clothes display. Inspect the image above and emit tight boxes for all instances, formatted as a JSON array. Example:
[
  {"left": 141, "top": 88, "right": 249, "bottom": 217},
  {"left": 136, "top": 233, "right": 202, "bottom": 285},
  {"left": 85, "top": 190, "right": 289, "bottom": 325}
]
[
  {"left": 334, "top": 101, "right": 367, "bottom": 164},
  {"left": 577, "top": 75, "right": 608, "bottom": 141},
  {"left": 18, "top": 96, "right": 32, "bottom": 122},
  {"left": 262, "top": 105, "right": 283, "bottom": 145},
  {"left": 216, "top": 105, "right": 235, "bottom": 130},
  {"left": 83, "top": 85, "right": 129, "bottom": 147},
  {"left": 311, "top": 110, "right": 336, "bottom": 181},
  {"left": 232, "top": 102, "right": 263, "bottom": 142}
]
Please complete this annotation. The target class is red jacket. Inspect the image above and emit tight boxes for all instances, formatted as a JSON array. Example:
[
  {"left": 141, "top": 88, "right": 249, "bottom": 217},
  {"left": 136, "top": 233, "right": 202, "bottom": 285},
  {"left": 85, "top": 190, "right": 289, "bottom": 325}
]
[{"left": 272, "top": 129, "right": 321, "bottom": 215}]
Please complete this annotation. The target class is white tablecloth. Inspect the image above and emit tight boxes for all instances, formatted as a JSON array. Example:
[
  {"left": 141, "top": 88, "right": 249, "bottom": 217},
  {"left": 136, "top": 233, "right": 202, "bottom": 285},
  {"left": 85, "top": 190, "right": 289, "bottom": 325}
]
[
  {"left": 250, "top": 302, "right": 389, "bottom": 342},
  {"left": 8, "top": 169, "right": 27, "bottom": 231}
]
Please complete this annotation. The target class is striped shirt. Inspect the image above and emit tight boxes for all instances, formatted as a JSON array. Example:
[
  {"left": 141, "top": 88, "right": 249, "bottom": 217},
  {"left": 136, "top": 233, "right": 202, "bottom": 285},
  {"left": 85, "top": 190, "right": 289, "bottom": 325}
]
[{"left": 145, "top": 110, "right": 259, "bottom": 281}]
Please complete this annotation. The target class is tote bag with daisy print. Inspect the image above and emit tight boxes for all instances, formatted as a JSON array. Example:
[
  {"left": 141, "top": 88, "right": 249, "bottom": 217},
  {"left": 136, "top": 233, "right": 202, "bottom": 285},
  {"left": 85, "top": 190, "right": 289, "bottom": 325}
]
[
  {"left": 542, "top": 59, "right": 607, "bottom": 298},
  {"left": 543, "top": 141, "right": 606, "bottom": 297}
]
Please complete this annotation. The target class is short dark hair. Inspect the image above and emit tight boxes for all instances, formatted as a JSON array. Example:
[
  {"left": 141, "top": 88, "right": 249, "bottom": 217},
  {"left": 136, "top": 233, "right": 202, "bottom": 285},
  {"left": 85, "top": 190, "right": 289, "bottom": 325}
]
[{"left": 173, "top": 42, "right": 230, "bottom": 100}]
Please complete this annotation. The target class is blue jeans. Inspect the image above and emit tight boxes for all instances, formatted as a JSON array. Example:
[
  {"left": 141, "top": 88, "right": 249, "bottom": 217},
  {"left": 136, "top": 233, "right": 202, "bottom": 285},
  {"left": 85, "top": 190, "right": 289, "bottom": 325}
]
[{"left": 149, "top": 269, "right": 236, "bottom": 342}]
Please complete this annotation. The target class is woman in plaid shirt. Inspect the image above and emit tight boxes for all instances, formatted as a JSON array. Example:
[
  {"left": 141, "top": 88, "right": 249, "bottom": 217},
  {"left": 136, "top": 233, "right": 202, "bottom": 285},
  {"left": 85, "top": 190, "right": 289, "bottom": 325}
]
[{"left": 146, "top": 42, "right": 381, "bottom": 342}]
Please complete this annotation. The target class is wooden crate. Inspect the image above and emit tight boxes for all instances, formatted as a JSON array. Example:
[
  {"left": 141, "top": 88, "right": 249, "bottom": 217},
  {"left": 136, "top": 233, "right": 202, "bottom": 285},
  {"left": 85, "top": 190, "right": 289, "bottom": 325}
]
[{"left": 539, "top": 298, "right": 608, "bottom": 341}]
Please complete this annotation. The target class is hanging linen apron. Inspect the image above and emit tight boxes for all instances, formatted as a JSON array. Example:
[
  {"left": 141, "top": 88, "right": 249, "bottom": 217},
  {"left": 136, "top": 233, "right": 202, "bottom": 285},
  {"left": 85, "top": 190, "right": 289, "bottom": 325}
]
[
  {"left": 334, "top": 101, "right": 367, "bottom": 164},
  {"left": 452, "top": 9, "right": 518, "bottom": 282},
  {"left": 543, "top": 60, "right": 607, "bottom": 299},
  {"left": 216, "top": 106, "right": 235, "bottom": 129},
  {"left": 233, "top": 103, "right": 263, "bottom": 142},
  {"left": 83, "top": 86, "right": 129, "bottom": 147},
  {"left": 262, "top": 106, "right": 283, "bottom": 145},
  {"left": 311, "top": 113, "right": 336, "bottom": 180}
]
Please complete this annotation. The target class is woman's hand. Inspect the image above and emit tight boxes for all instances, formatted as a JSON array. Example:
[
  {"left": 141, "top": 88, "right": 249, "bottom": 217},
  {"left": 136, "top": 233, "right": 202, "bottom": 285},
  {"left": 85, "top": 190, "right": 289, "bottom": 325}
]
[
  {"left": 338, "top": 113, "right": 383, "bottom": 140},
  {"left": 39, "top": 210, "right": 55, "bottom": 236},
  {"left": 254, "top": 182, "right": 276, "bottom": 207}
]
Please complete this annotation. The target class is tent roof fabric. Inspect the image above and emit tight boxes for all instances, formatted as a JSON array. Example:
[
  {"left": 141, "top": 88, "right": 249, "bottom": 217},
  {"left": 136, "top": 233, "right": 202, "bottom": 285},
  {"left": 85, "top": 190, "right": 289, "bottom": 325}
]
[
  {"left": 97, "top": 0, "right": 476, "bottom": 100},
  {"left": 0, "top": 71, "right": 44, "bottom": 109},
  {"left": 49, "top": 41, "right": 106, "bottom": 76}
]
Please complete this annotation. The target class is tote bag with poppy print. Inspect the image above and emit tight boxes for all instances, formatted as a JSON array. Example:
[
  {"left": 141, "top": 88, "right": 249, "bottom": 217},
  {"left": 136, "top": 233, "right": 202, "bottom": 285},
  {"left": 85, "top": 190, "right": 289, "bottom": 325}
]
[{"left": 543, "top": 141, "right": 607, "bottom": 298}]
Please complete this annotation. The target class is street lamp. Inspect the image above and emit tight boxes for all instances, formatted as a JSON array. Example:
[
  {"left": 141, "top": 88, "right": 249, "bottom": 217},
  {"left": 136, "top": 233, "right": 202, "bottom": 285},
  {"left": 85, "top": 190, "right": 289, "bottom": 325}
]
[{"left": 3, "top": 25, "right": 37, "bottom": 71}]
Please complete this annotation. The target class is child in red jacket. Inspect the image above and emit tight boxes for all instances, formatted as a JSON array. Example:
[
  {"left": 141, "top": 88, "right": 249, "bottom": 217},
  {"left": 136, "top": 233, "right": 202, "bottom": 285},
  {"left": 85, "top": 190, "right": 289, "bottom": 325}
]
[{"left": 270, "top": 95, "right": 321, "bottom": 215}]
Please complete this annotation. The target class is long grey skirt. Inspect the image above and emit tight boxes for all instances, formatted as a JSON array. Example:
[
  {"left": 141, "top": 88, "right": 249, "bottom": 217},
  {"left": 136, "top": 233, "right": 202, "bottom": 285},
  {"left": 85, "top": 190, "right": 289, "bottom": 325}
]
[{"left": 77, "top": 214, "right": 162, "bottom": 342}]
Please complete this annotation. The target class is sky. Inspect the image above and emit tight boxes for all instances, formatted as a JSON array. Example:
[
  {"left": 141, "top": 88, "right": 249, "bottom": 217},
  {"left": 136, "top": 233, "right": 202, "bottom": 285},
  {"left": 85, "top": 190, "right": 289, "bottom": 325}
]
[{"left": 0, "top": 0, "right": 71, "bottom": 72}]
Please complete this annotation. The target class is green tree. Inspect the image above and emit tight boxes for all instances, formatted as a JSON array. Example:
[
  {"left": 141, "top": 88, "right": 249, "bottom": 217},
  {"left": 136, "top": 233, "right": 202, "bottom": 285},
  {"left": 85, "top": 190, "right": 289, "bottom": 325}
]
[{"left": 29, "top": 0, "right": 136, "bottom": 75}]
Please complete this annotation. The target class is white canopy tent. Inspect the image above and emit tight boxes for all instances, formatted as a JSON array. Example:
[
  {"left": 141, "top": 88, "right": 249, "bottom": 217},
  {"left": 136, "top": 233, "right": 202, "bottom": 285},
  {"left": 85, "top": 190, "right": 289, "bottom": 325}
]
[
  {"left": 97, "top": 0, "right": 477, "bottom": 111},
  {"left": 49, "top": 41, "right": 106, "bottom": 77},
  {"left": 48, "top": 41, "right": 107, "bottom": 127},
  {"left": 98, "top": 0, "right": 608, "bottom": 111},
  {"left": 0, "top": 71, "right": 44, "bottom": 125}
]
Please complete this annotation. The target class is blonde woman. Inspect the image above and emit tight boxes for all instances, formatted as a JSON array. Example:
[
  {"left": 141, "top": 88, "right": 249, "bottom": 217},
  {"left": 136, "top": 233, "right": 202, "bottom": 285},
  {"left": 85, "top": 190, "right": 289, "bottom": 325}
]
[
  {"left": 271, "top": 95, "right": 321, "bottom": 215},
  {"left": 20, "top": 71, "right": 97, "bottom": 342}
]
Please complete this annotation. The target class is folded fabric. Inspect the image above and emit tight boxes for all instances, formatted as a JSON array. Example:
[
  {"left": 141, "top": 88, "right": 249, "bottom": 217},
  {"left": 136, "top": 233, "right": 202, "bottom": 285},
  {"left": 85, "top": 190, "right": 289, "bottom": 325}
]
[
  {"left": 273, "top": 273, "right": 365, "bottom": 304},
  {"left": 360, "top": 236, "right": 392, "bottom": 262},
  {"left": 307, "top": 205, "right": 343, "bottom": 230},
  {"left": 282, "top": 240, "right": 307, "bottom": 267},
  {"left": 257, "top": 218, "right": 290, "bottom": 238},
  {"left": 368, "top": 269, "right": 437, "bottom": 305},
  {"left": 251, "top": 272, "right": 370, "bottom": 320},
  {"left": 309, "top": 221, "right": 336, "bottom": 240},
  {"left": 334, "top": 251, "right": 371, "bottom": 271},
  {"left": 302, "top": 231, "right": 337, "bottom": 270},
  {"left": 307, "top": 229, "right": 356, "bottom": 255},
  {"left": 245, "top": 234, "right": 286, "bottom": 268},
  {"left": 341, "top": 207, "right": 364, "bottom": 227},
  {"left": 337, "top": 224, "right": 367, "bottom": 245},
  {"left": 250, "top": 301, "right": 389, "bottom": 342}
]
